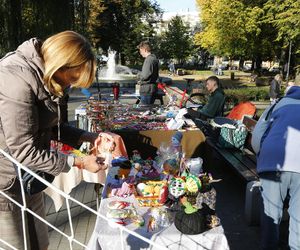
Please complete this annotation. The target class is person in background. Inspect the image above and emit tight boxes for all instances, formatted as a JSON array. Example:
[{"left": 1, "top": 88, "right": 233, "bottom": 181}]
[
  {"left": 0, "top": 30, "right": 113, "bottom": 249},
  {"left": 186, "top": 76, "right": 225, "bottom": 121},
  {"left": 168, "top": 60, "right": 176, "bottom": 76},
  {"left": 252, "top": 80, "right": 300, "bottom": 250},
  {"left": 137, "top": 41, "right": 159, "bottom": 105},
  {"left": 269, "top": 74, "right": 282, "bottom": 104}
]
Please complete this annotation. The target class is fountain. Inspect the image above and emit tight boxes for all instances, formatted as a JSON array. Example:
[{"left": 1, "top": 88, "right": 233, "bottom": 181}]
[
  {"left": 96, "top": 49, "right": 138, "bottom": 101},
  {"left": 97, "top": 49, "right": 137, "bottom": 85}
]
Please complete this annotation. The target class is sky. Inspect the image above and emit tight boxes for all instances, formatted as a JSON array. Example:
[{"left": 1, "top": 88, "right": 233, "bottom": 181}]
[{"left": 155, "top": 0, "right": 197, "bottom": 12}]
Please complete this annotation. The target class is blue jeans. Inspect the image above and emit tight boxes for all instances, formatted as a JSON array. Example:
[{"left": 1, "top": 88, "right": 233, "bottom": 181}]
[
  {"left": 259, "top": 171, "right": 300, "bottom": 250},
  {"left": 81, "top": 88, "right": 92, "bottom": 99},
  {"left": 140, "top": 95, "right": 154, "bottom": 105}
]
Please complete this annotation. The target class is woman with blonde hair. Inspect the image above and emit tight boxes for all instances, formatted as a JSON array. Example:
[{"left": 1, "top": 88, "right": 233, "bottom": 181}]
[{"left": 0, "top": 31, "right": 109, "bottom": 249}]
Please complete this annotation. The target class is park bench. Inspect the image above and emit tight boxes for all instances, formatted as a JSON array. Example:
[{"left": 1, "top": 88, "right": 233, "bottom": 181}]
[{"left": 204, "top": 116, "right": 262, "bottom": 225}]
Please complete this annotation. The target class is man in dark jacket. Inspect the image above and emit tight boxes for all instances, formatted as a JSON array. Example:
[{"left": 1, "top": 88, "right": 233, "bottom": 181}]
[
  {"left": 137, "top": 41, "right": 159, "bottom": 104},
  {"left": 186, "top": 76, "right": 225, "bottom": 120}
]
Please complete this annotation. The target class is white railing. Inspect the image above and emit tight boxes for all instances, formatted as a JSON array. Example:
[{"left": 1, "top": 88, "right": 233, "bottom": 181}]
[{"left": 0, "top": 149, "right": 167, "bottom": 250}]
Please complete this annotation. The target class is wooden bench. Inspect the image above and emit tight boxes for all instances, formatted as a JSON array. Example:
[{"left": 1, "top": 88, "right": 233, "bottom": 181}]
[
  {"left": 206, "top": 116, "right": 258, "bottom": 181},
  {"left": 205, "top": 116, "right": 262, "bottom": 225}
]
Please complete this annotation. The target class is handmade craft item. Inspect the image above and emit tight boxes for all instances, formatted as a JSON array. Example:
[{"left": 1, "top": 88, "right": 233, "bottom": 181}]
[
  {"left": 185, "top": 174, "right": 201, "bottom": 193},
  {"left": 107, "top": 200, "right": 132, "bottom": 209},
  {"left": 168, "top": 177, "right": 186, "bottom": 198},
  {"left": 158, "top": 183, "right": 169, "bottom": 204},
  {"left": 106, "top": 208, "right": 131, "bottom": 219},
  {"left": 110, "top": 182, "right": 135, "bottom": 197},
  {"left": 174, "top": 199, "right": 206, "bottom": 235},
  {"left": 163, "top": 158, "right": 180, "bottom": 176},
  {"left": 135, "top": 181, "right": 166, "bottom": 207},
  {"left": 171, "top": 131, "right": 183, "bottom": 153}
]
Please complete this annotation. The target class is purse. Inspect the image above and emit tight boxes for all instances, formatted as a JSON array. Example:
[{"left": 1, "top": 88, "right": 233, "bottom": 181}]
[
  {"left": 20, "top": 169, "right": 55, "bottom": 195},
  {"left": 13, "top": 163, "right": 55, "bottom": 195}
]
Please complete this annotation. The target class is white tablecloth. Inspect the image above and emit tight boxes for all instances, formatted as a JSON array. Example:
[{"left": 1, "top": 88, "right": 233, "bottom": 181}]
[
  {"left": 44, "top": 167, "right": 107, "bottom": 211},
  {"left": 87, "top": 196, "right": 229, "bottom": 250}
]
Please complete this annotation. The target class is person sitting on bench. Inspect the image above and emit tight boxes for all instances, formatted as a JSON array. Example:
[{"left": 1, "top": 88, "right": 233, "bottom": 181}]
[{"left": 185, "top": 76, "right": 225, "bottom": 121}]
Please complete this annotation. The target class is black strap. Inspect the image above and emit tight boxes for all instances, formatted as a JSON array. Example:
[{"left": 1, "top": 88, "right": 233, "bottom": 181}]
[{"left": 265, "top": 97, "right": 283, "bottom": 120}]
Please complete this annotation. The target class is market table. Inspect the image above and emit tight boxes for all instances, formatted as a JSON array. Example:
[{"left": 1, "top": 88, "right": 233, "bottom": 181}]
[
  {"left": 44, "top": 128, "right": 205, "bottom": 211},
  {"left": 86, "top": 196, "right": 229, "bottom": 250},
  {"left": 44, "top": 104, "right": 206, "bottom": 211},
  {"left": 113, "top": 129, "right": 205, "bottom": 159}
]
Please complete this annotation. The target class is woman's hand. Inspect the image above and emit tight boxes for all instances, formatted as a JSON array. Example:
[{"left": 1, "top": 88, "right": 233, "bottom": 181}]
[{"left": 74, "top": 155, "right": 107, "bottom": 173}]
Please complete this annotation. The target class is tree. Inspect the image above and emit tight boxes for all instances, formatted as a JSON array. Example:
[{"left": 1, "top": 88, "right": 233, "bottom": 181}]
[
  {"left": 195, "top": 0, "right": 283, "bottom": 70},
  {"left": 88, "top": 0, "right": 162, "bottom": 65},
  {"left": 159, "top": 16, "right": 194, "bottom": 64},
  {"left": 263, "top": 0, "right": 300, "bottom": 76}
]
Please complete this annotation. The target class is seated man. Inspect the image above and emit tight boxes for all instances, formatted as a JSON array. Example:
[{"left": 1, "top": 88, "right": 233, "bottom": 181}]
[{"left": 186, "top": 76, "right": 225, "bottom": 121}]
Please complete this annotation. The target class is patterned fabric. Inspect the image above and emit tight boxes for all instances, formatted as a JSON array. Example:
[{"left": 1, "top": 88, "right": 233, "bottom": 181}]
[{"left": 218, "top": 125, "right": 248, "bottom": 150}]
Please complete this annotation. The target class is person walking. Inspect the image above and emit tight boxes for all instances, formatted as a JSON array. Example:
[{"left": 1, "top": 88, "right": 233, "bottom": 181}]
[
  {"left": 168, "top": 60, "right": 176, "bottom": 76},
  {"left": 252, "top": 82, "right": 300, "bottom": 250},
  {"left": 0, "top": 30, "right": 111, "bottom": 249},
  {"left": 137, "top": 41, "right": 159, "bottom": 105}
]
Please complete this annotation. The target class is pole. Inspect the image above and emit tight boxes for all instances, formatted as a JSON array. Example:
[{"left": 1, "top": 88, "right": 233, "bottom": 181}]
[{"left": 286, "top": 41, "right": 292, "bottom": 81}]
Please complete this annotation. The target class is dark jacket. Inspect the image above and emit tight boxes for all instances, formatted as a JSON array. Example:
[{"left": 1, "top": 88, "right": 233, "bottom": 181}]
[
  {"left": 269, "top": 79, "right": 281, "bottom": 99},
  {"left": 198, "top": 87, "right": 225, "bottom": 119},
  {"left": 0, "top": 38, "right": 85, "bottom": 194},
  {"left": 138, "top": 54, "right": 159, "bottom": 95}
]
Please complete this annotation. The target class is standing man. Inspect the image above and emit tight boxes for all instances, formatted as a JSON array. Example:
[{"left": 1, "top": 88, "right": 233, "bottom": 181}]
[{"left": 137, "top": 41, "right": 159, "bottom": 104}]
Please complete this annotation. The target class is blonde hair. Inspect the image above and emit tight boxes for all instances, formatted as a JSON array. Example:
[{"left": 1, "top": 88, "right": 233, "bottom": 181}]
[{"left": 41, "top": 30, "right": 96, "bottom": 96}]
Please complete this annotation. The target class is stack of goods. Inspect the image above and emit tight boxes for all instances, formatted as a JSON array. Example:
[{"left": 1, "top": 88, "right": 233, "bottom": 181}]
[
  {"left": 104, "top": 136, "right": 220, "bottom": 235},
  {"left": 135, "top": 181, "right": 167, "bottom": 207},
  {"left": 85, "top": 100, "right": 168, "bottom": 132},
  {"left": 106, "top": 200, "right": 144, "bottom": 227}
]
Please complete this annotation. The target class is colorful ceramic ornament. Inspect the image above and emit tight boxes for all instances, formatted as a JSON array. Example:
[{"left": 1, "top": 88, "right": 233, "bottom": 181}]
[
  {"left": 185, "top": 174, "right": 201, "bottom": 193},
  {"left": 168, "top": 177, "right": 186, "bottom": 198}
]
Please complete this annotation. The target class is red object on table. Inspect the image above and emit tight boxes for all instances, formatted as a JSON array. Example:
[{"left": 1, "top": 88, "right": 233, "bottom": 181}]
[{"left": 112, "top": 83, "right": 120, "bottom": 100}]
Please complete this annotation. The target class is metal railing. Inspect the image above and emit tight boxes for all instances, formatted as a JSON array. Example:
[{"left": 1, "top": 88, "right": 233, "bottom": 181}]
[{"left": 0, "top": 149, "right": 167, "bottom": 250}]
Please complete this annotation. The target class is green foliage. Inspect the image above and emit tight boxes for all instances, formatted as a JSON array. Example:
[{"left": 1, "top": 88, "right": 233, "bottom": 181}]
[
  {"left": 264, "top": 0, "right": 300, "bottom": 48},
  {"left": 195, "top": 0, "right": 299, "bottom": 71},
  {"left": 158, "top": 16, "right": 194, "bottom": 64},
  {"left": 89, "top": 0, "right": 162, "bottom": 65},
  {"left": 224, "top": 86, "right": 269, "bottom": 104}
]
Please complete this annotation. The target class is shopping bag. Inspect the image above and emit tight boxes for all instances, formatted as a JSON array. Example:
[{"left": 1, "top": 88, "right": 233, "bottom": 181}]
[{"left": 218, "top": 124, "right": 248, "bottom": 150}]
